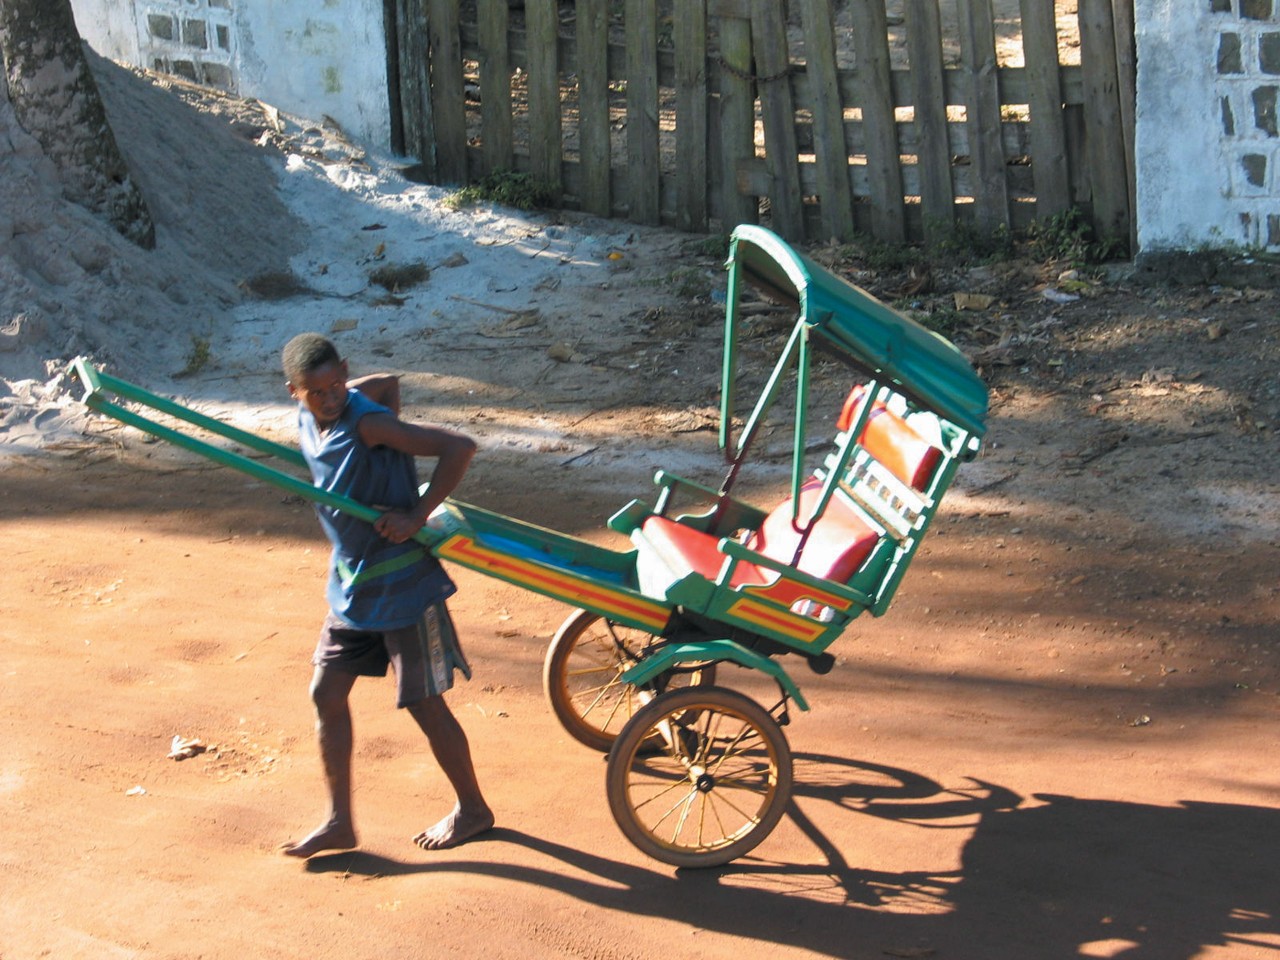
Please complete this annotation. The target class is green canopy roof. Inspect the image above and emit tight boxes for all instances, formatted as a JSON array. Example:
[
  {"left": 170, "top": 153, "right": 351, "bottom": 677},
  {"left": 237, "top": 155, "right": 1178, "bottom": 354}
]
[{"left": 729, "top": 225, "right": 989, "bottom": 437}]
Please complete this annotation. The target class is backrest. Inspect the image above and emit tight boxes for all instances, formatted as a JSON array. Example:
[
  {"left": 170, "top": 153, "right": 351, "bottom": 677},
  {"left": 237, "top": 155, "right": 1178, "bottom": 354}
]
[
  {"left": 746, "top": 477, "right": 877, "bottom": 583},
  {"left": 836, "top": 386, "right": 942, "bottom": 491}
]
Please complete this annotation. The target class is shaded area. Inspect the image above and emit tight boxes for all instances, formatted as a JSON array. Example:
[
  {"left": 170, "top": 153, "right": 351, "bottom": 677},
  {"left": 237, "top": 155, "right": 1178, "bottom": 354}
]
[{"left": 307, "top": 757, "right": 1280, "bottom": 960}]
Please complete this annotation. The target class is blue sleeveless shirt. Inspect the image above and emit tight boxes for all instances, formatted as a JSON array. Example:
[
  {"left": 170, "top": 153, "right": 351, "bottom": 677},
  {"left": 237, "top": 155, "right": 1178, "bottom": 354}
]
[{"left": 299, "top": 389, "right": 456, "bottom": 630}]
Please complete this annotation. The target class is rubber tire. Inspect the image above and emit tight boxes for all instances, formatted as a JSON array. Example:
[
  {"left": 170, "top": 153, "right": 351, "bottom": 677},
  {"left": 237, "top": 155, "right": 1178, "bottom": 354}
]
[
  {"left": 605, "top": 685, "right": 793, "bottom": 868},
  {"left": 542, "top": 609, "right": 714, "bottom": 752}
]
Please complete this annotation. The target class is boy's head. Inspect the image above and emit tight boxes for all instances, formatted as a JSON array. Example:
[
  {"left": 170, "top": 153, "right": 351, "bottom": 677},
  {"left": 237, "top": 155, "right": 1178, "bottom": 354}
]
[
  {"left": 282, "top": 333, "right": 340, "bottom": 384},
  {"left": 283, "top": 333, "right": 349, "bottom": 428}
]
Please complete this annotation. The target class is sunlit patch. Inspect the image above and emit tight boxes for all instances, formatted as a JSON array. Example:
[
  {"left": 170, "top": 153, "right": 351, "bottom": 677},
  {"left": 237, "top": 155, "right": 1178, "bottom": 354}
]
[{"left": 1078, "top": 940, "right": 1141, "bottom": 958}]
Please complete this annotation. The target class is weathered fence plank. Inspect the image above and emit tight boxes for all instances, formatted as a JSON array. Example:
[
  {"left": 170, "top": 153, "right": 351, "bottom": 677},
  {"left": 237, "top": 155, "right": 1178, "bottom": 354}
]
[
  {"left": 399, "top": 0, "right": 434, "bottom": 179},
  {"left": 712, "top": 7, "right": 758, "bottom": 229},
  {"left": 576, "top": 0, "right": 611, "bottom": 217},
  {"left": 626, "top": 0, "right": 661, "bottom": 224},
  {"left": 427, "top": 0, "right": 467, "bottom": 183},
  {"left": 848, "top": 0, "right": 906, "bottom": 243},
  {"left": 525, "top": 0, "right": 561, "bottom": 188},
  {"left": 1111, "top": 0, "right": 1137, "bottom": 252},
  {"left": 1018, "top": 0, "right": 1070, "bottom": 218},
  {"left": 405, "top": 1, "right": 1134, "bottom": 247},
  {"left": 675, "top": 0, "right": 709, "bottom": 232},
  {"left": 477, "top": 0, "right": 512, "bottom": 175},
  {"left": 1078, "top": 0, "right": 1130, "bottom": 243},
  {"left": 751, "top": 0, "right": 803, "bottom": 239},
  {"left": 957, "top": 0, "right": 1009, "bottom": 230},
  {"left": 797, "top": 0, "right": 854, "bottom": 241},
  {"left": 903, "top": 0, "right": 955, "bottom": 237}
]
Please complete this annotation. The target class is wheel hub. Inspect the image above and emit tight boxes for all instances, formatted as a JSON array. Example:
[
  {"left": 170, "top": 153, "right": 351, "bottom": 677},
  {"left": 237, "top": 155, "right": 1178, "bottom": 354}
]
[{"left": 694, "top": 772, "right": 716, "bottom": 793}]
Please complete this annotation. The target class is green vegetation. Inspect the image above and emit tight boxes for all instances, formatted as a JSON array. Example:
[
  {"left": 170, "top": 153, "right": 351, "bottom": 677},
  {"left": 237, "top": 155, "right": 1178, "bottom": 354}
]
[
  {"left": 445, "top": 170, "right": 558, "bottom": 211},
  {"left": 926, "top": 217, "right": 1016, "bottom": 263},
  {"left": 1027, "top": 207, "right": 1127, "bottom": 266},
  {"left": 683, "top": 233, "right": 731, "bottom": 258},
  {"left": 180, "top": 335, "right": 211, "bottom": 376}
]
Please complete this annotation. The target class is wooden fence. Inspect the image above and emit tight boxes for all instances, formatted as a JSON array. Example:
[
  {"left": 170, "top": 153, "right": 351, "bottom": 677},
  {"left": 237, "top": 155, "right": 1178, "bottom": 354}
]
[{"left": 388, "top": 0, "right": 1136, "bottom": 247}]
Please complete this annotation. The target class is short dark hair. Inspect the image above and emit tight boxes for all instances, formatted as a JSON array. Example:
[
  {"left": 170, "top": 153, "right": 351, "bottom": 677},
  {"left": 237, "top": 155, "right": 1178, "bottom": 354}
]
[{"left": 282, "top": 333, "right": 340, "bottom": 383}]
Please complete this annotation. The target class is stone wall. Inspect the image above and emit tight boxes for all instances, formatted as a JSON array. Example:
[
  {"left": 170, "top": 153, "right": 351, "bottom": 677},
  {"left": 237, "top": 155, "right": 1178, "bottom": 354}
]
[{"left": 1137, "top": 0, "right": 1280, "bottom": 254}]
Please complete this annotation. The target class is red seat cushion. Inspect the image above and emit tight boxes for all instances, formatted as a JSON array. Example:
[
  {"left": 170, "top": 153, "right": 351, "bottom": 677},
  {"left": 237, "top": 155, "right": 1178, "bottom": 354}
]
[
  {"left": 746, "top": 478, "right": 878, "bottom": 582},
  {"left": 638, "top": 478, "right": 878, "bottom": 589},
  {"left": 638, "top": 516, "right": 772, "bottom": 588},
  {"left": 837, "top": 387, "right": 942, "bottom": 490}
]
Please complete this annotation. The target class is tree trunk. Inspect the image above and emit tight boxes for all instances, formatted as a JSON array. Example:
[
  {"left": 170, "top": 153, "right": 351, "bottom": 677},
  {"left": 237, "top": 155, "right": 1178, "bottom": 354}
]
[{"left": 0, "top": 0, "right": 154, "bottom": 248}]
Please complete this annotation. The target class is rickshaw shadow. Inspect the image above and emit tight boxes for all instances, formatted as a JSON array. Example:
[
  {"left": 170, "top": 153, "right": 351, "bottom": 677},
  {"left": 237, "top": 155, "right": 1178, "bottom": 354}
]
[{"left": 306, "top": 760, "right": 1280, "bottom": 959}]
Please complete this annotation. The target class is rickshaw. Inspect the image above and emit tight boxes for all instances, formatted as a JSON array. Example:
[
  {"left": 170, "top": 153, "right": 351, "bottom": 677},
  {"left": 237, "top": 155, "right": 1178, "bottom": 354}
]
[{"left": 72, "top": 224, "right": 988, "bottom": 868}]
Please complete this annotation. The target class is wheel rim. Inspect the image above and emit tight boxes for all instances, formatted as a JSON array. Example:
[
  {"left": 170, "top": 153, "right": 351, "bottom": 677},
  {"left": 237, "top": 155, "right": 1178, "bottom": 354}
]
[
  {"left": 545, "top": 611, "right": 714, "bottom": 751},
  {"left": 611, "top": 688, "right": 790, "bottom": 863},
  {"left": 556, "top": 617, "right": 648, "bottom": 742}
]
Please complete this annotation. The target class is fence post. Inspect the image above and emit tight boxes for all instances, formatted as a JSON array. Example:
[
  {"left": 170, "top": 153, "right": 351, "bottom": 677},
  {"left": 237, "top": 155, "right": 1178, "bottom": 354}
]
[
  {"left": 427, "top": 0, "right": 467, "bottom": 183},
  {"left": 1018, "top": 0, "right": 1071, "bottom": 219},
  {"left": 576, "top": 0, "right": 611, "bottom": 217},
  {"left": 1078, "top": 0, "right": 1130, "bottom": 246},
  {"left": 1111, "top": 0, "right": 1137, "bottom": 254},
  {"left": 904, "top": 0, "right": 955, "bottom": 239},
  {"left": 526, "top": 0, "right": 562, "bottom": 190},
  {"left": 714, "top": 4, "right": 758, "bottom": 230},
  {"left": 477, "top": 0, "right": 512, "bottom": 176},
  {"left": 848, "top": 0, "right": 906, "bottom": 243},
  {"left": 675, "top": 0, "right": 709, "bottom": 232},
  {"left": 958, "top": 0, "right": 1010, "bottom": 231},
  {"left": 751, "top": 0, "right": 804, "bottom": 239},
  {"left": 398, "top": 0, "right": 436, "bottom": 180},
  {"left": 626, "top": 0, "right": 661, "bottom": 224},
  {"left": 798, "top": 0, "right": 854, "bottom": 241}
]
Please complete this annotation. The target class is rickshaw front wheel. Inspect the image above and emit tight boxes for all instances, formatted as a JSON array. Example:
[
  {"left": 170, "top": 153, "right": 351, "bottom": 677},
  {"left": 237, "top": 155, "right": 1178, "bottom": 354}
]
[
  {"left": 543, "top": 609, "right": 715, "bottom": 752},
  {"left": 606, "top": 685, "right": 793, "bottom": 868}
]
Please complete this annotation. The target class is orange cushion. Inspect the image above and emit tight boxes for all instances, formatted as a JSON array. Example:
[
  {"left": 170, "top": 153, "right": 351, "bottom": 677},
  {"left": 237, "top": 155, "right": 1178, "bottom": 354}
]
[{"left": 837, "top": 387, "right": 942, "bottom": 490}]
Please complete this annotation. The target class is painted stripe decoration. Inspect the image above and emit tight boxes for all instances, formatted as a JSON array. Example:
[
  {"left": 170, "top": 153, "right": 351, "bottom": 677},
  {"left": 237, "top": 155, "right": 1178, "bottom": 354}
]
[
  {"left": 725, "top": 598, "right": 827, "bottom": 644},
  {"left": 439, "top": 535, "right": 670, "bottom": 631}
]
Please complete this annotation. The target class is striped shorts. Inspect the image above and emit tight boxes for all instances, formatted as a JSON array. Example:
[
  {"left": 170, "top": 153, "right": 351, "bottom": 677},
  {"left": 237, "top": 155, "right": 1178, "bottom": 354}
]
[{"left": 313, "top": 602, "right": 472, "bottom": 708}]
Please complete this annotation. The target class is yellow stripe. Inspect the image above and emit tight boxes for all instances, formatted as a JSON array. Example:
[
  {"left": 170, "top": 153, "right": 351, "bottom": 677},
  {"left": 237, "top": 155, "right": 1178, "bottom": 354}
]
[
  {"left": 742, "top": 579, "right": 855, "bottom": 612},
  {"left": 725, "top": 598, "right": 826, "bottom": 644},
  {"left": 439, "top": 535, "right": 670, "bottom": 631}
]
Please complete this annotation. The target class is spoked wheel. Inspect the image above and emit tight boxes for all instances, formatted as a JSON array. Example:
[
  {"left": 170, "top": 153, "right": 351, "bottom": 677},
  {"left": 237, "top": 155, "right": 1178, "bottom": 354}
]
[
  {"left": 543, "top": 609, "right": 715, "bottom": 752},
  {"left": 606, "top": 685, "right": 793, "bottom": 868}
]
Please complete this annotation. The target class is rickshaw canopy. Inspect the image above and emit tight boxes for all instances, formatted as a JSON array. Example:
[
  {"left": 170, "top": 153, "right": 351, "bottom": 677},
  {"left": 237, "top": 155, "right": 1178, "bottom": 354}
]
[{"left": 721, "top": 225, "right": 989, "bottom": 442}]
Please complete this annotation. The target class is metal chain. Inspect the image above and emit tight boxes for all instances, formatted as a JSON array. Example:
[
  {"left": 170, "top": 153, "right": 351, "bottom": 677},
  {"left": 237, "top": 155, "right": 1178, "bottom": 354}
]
[{"left": 714, "top": 54, "right": 793, "bottom": 84}]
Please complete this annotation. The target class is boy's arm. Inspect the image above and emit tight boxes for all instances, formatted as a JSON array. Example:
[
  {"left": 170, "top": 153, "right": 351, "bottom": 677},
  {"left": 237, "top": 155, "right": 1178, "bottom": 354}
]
[
  {"left": 348, "top": 373, "right": 401, "bottom": 415},
  {"left": 358, "top": 413, "right": 477, "bottom": 544}
]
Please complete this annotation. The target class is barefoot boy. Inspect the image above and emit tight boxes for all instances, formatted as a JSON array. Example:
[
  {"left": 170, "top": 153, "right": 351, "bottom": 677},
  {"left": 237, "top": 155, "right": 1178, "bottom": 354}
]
[{"left": 280, "top": 332, "right": 493, "bottom": 857}]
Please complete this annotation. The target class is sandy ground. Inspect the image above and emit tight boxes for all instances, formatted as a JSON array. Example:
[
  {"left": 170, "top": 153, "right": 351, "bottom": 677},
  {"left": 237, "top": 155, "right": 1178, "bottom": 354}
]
[{"left": 2, "top": 49, "right": 1279, "bottom": 960}]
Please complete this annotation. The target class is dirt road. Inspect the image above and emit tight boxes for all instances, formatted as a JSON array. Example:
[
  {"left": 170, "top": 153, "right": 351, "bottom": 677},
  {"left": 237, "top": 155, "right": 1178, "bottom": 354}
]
[{"left": 3, "top": 273, "right": 1278, "bottom": 957}]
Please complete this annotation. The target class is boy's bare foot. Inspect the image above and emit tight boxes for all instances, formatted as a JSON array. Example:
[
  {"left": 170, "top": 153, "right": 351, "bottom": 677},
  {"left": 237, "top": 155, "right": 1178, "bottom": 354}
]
[
  {"left": 412, "top": 803, "right": 494, "bottom": 851},
  {"left": 281, "top": 819, "right": 357, "bottom": 858}
]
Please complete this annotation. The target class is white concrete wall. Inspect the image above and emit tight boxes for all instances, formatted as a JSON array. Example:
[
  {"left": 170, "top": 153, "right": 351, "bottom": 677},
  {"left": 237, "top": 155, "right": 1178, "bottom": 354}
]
[
  {"left": 71, "top": 0, "right": 391, "bottom": 148},
  {"left": 1137, "top": 0, "right": 1280, "bottom": 253}
]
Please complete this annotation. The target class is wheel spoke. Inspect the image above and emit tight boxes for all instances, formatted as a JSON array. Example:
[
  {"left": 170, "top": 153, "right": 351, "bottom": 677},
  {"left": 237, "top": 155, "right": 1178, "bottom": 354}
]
[{"left": 608, "top": 686, "right": 793, "bottom": 866}]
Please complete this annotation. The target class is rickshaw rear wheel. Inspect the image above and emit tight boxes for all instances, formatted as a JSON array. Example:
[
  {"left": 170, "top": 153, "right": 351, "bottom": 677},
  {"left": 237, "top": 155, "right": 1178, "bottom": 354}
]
[
  {"left": 606, "top": 685, "right": 792, "bottom": 868},
  {"left": 543, "top": 609, "right": 715, "bottom": 752}
]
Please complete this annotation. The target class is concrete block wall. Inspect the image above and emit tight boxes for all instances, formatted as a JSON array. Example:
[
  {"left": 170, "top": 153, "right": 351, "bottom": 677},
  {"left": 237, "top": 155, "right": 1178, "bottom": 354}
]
[
  {"left": 136, "top": 0, "right": 236, "bottom": 91},
  {"left": 1138, "top": 0, "right": 1280, "bottom": 253},
  {"left": 72, "top": 0, "right": 390, "bottom": 147}
]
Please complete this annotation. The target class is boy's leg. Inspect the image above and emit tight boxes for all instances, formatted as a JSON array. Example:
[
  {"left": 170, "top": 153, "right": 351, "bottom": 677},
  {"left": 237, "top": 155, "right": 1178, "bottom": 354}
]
[
  {"left": 405, "top": 695, "right": 494, "bottom": 850},
  {"left": 283, "top": 665, "right": 360, "bottom": 857}
]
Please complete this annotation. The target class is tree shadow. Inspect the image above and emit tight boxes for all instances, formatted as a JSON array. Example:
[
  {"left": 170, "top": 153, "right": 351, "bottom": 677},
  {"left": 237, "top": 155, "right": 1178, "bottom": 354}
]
[{"left": 307, "top": 753, "right": 1279, "bottom": 959}]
